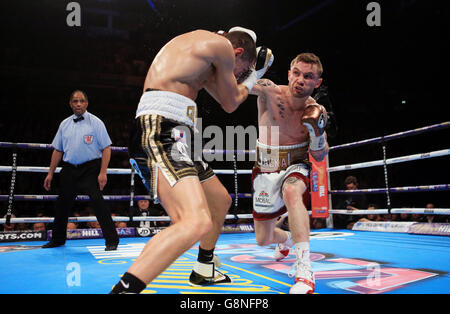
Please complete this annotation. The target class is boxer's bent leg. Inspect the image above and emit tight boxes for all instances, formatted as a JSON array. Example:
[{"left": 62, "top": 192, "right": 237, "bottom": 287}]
[
  {"left": 252, "top": 167, "right": 290, "bottom": 247},
  {"left": 126, "top": 169, "right": 213, "bottom": 285},
  {"left": 281, "top": 175, "right": 315, "bottom": 294},
  {"left": 199, "top": 175, "right": 232, "bottom": 250},
  {"left": 187, "top": 170, "right": 232, "bottom": 286},
  {"left": 281, "top": 176, "right": 309, "bottom": 243},
  {"left": 254, "top": 218, "right": 289, "bottom": 247}
]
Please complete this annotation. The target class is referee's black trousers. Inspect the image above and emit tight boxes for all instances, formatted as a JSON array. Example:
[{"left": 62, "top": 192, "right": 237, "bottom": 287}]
[{"left": 51, "top": 159, "right": 119, "bottom": 245}]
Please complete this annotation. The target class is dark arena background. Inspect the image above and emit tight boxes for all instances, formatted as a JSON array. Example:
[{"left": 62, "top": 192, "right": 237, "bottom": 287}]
[{"left": 0, "top": 0, "right": 449, "bottom": 297}]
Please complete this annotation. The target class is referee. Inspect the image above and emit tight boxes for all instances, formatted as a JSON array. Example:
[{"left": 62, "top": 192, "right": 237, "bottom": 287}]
[{"left": 42, "top": 90, "right": 119, "bottom": 251}]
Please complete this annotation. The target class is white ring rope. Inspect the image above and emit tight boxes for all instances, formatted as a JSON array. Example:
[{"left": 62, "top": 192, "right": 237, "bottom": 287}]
[
  {"left": 1, "top": 149, "right": 448, "bottom": 175},
  {"left": 2, "top": 208, "right": 450, "bottom": 225},
  {"left": 328, "top": 149, "right": 450, "bottom": 173},
  {"left": 0, "top": 166, "right": 253, "bottom": 175},
  {"left": 0, "top": 214, "right": 255, "bottom": 225},
  {"left": 1, "top": 122, "right": 449, "bottom": 229}
]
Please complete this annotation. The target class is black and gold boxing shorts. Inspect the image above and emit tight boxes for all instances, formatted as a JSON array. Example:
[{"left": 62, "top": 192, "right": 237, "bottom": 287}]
[{"left": 129, "top": 113, "right": 215, "bottom": 203}]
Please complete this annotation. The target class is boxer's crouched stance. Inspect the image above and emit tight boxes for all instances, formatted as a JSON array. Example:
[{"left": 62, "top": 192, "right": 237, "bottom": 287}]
[
  {"left": 127, "top": 90, "right": 232, "bottom": 287},
  {"left": 252, "top": 140, "right": 314, "bottom": 292},
  {"left": 110, "top": 27, "right": 265, "bottom": 294}
]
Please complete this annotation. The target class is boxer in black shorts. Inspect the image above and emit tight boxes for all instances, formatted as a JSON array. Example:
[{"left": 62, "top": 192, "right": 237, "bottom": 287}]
[{"left": 110, "top": 27, "right": 273, "bottom": 293}]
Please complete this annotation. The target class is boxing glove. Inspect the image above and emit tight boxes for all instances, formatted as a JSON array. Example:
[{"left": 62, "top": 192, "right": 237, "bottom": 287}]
[
  {"left": 242, "top": 46, "right": 274, "bottom": 92},
  {"left": 301, "top": 104, "right": 328, "bottom": 151}
]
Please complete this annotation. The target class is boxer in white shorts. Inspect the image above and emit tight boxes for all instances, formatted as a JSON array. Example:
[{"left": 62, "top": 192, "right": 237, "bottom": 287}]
[
  {"left": 249, "top": 52, "right": 329, "bottom": 294},
  {"left": 110, "top": 27, "right": 274, "bottom": 294}
]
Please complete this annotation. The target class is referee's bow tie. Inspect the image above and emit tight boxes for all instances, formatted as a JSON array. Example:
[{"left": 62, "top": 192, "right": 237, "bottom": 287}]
[{"left": 74, "top": 116, "right": 84, "bottom": 123}]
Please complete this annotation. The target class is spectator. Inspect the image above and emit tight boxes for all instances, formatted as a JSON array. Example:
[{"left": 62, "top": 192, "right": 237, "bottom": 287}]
[
  {"left": 116, "top": 221, "right": 127, "bottom": 228},
  {"left": 358, "top": 204, "right": 383, "bottom": 223},
  {"left": 87, "top": 213, "right": 101, "bottom": 229},
  {"left": 131, "top": 199, "right": 166, "bottom": 228},
  {"left": 112, "top": 212, "right": 127, "bottom": 229},
  {"left": 399, "top": 212, "right": 411, "bottom": 222},
  {"left": 411, "top": 212, "right": 425, "bottom": 223},
  {"left": 311, "top": 218, "right": 326, "bottom": 230},
  {"left": 1, "top": 215, "right": 16, "bottom": 232},
  {"left": 334, "top": 176, "right": 368, "bottom": 229},
  {"left": 16, "top": 222, "right": 30, "bottom": 231},
  {"left": 67, "top": 222, "right": 78, "bottom": 230},
  {"left": 382, "top": 213, "right": 399, "bottom": 222},
  {"left": 33, "top": 222, "right": 46, "bottom": 231},
  {"left": 424, "top": 203, "right": 446, "bottom": 223}
]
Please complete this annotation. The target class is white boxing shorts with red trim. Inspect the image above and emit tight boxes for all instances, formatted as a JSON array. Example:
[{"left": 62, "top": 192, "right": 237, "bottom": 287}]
[{"left": 251, "top": 140, "right": 311, "bottom": 221}]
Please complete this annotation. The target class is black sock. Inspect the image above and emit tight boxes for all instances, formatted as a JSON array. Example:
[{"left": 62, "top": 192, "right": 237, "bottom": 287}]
[
  {"left": 197, "top": 246, "right": 215, "bottom": 263},
  {"left": 110, "top": 272, "right": 147, "bottom": 294}
]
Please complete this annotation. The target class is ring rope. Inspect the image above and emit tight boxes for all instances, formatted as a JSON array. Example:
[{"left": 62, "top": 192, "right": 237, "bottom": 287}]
[
  {"left": 328, "top": 208, "right": 450, "bottom": 216},
  {"left": 0, "top": 213, "right": 255, "bottom": 225},
  {"left": 1, "top": 122, "right": 449, "bottom": 228},
  {"left": 1, "top": 121, "right": 448, "bottom": 155},
  {"left": 2, "top": 207, "right": 450, "bottom": 225},
  {"left": 0, "top": 142, "right": 255, "bottom": 155},
  {"left": 0, "top": 193, "right": 253, "bottom": 202},
  {"left": 0, "top": 166, "right": 253, "bottom": 175},
  {"left": 2, "top": 148, "right": 447, "bottom": 175},
  {"left": 327, "top": 149, "right": 449, "bottom": 173},
  {"left": 330, "top": 184, "right": 450, "bottom": 194},
  {"left": 328, "top": 121, "right": 450, "bottom": 151}
]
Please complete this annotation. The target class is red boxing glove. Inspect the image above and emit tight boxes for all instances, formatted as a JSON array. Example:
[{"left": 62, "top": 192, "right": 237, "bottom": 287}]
[{"left": 301, "top": 104, "right": 328, "bottom": 151}]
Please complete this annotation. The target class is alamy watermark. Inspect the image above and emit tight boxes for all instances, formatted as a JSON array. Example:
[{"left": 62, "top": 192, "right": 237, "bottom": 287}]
[
  {"left": 366, "top": 2, "right": 381, "bottom": 27},
  {"left": 66, "top": 2, "right": 81, "bottom": 27},
  {"left": 366, "top": 262, "right": 381, "bottom": 288},
  {"left": 66, "top": 262, "right": 81, "bottom": 287},
  {"left": 171, "top": 118, "right": 280, "bottom": 163}
]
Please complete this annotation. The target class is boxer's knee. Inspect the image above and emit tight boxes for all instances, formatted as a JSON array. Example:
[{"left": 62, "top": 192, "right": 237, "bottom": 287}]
[
  {"left": 255, "top": 234, "right": 272, "bottom": 247},
  {"left": 254, "top": 221, "right": 276, "bottom": 246},
  {"left": 188, "top": 216, "right": 213, "bottom": 240},
  {"left": 179, "top": 207, "right": 213, "bottom": 240},
  {"left": 221, "top": 192, "right": 233, "bottom": 213},
  {"left": 282, "top": 176, "right": 307, "bottom": 208}
]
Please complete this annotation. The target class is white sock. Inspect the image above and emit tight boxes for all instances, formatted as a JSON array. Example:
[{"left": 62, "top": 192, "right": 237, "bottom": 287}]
[
  {"left": 294, "top": 242, "right": 310, "bottom": 260},
  {"left": 283, "top": 231, "right": 293, "bottom": 246}
]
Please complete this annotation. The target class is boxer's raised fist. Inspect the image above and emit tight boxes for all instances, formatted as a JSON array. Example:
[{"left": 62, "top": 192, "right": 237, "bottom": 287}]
[
  {"left": 301, "top": 104, "right": 327, "bottom": 136},
  {"left": 255, "top": 46, "right": 274, "bottom": 79},
  {"left": 301, "top": 104, "right": 328, "bottom": 151}
]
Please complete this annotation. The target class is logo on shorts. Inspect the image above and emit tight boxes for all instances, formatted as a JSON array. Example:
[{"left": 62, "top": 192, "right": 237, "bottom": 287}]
[
  {"left": 175, "top": 131, "right": 185, "bottom": 142},
  {"left": 84, "top": 135, "right": 94, "bottom": 145},
  {"left": 255, "top": 190, "right": 271, "bottom": 205},
  {"left": 172, "top": 128, "right": 187, "bottom": 144}
]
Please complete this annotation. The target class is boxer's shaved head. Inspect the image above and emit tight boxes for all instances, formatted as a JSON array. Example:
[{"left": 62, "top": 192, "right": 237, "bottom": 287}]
[{"left": 224, "top": 31, "right": 257, "bottom": 63}]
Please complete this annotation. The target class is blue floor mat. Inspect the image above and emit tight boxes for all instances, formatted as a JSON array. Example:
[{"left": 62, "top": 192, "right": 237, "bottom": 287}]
[{"left": 0, "top": 230, "right": 448, "bottom": 294}]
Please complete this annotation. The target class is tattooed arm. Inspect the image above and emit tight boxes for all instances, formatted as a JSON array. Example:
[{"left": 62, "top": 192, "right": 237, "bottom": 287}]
[{"left": 249, "top": 78, "right": 276, "bottom": 96}]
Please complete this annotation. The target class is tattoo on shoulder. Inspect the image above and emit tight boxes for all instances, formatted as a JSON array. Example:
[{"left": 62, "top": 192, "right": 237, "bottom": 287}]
[{"left": 256, "top": 79, "right": 273, "bottom": 87}]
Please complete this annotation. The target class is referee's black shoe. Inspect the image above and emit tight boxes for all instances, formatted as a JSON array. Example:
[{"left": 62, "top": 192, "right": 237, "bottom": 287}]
[
  {"left": 42, "top": 241, "right": 65, "bottom": 248},
  {"left": 105, "top": 243, "right": 118, "bottom": 251}
]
